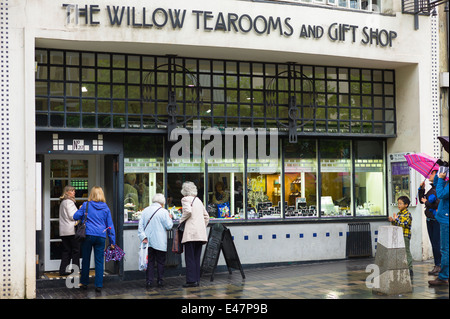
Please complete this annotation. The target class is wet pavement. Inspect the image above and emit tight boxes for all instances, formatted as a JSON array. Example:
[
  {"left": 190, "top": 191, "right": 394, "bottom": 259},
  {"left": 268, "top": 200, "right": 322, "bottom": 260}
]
[{"left": 36, "top": 258, "right": 449, "bottom": 300}]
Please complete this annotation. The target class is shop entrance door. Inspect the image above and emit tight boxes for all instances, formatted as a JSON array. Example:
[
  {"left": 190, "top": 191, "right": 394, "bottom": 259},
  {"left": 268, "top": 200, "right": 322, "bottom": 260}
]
[{"left": 43, "top": 155, "right": 97, "bottom": 271}]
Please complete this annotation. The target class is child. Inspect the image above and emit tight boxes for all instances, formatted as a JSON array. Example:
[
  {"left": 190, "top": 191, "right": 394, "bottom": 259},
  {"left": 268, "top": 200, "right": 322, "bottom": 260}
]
[{"left": 388, "top": 195, "right": 413, "bottom": 277}]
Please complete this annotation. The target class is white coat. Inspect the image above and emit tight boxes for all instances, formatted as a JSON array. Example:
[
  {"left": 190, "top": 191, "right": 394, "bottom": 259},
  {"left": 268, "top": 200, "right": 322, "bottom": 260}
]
[
  {"left": 138, "top": 203, "right": 173, "bottom": 252},
  {"left": 179, "top": 196, "right": 209, "bottom": 244},
  {"left": 59, "top": 199, "right": 78, "bottom": 236}
]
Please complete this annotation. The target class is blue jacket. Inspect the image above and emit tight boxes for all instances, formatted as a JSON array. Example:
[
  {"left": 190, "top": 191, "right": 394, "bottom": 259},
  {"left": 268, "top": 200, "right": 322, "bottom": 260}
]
[
  {"left": 434, "top": 175, "right": 449, "bottom": 225},
  {"left": 74, "top": 201, "right": 116, "bottom": 245},
  {"left": 138, "top": 203, "right": 173, "bottom": 252}
]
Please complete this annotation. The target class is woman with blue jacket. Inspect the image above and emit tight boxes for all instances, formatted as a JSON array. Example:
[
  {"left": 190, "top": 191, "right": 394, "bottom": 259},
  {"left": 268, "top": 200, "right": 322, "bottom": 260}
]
[
  {"left": 429, "top": 172, "right": 449, "bottom": 286},
  {"left": 74, "top": 186, "right": 116, "bottom": 292}
]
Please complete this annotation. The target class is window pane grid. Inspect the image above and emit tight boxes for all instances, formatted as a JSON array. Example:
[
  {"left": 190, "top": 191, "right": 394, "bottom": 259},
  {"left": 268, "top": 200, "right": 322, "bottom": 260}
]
[{"left": 36, "top": 48, "right": 395, "bottom": 136}]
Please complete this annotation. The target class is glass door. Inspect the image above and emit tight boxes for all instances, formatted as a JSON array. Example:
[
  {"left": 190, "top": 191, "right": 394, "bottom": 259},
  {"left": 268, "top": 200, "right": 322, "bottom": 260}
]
[{"left": 43, "top": 155, "right": 96, "bottom": 271}]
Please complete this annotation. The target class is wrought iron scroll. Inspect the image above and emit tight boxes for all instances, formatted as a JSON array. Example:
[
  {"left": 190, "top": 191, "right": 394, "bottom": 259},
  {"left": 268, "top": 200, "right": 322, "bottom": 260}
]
[
  {"left": 141, "top": 55, "right": 201, "bottom": 140},
  {"left": 265, "top": 63, "right": 317, "bottom": 143}
]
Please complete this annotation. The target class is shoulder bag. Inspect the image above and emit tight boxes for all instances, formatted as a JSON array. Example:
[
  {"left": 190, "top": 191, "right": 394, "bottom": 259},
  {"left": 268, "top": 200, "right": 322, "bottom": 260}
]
[{"left": 74, "top": 201, "right": 89, "bottom": 241}]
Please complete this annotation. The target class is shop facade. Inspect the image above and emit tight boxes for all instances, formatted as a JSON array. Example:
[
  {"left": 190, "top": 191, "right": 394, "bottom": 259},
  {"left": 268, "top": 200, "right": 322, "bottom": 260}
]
[{"left": 3, "top": 0, "right": 449, "bottom": 298}]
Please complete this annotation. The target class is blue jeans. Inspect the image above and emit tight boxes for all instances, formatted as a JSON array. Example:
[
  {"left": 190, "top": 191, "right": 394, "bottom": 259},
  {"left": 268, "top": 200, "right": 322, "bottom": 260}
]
[
  {"left": 81, "top": 235, "right": 106, "bottom": 287},
  {"left": 439, "top": 223, "right": 449, "bottom": 281}
]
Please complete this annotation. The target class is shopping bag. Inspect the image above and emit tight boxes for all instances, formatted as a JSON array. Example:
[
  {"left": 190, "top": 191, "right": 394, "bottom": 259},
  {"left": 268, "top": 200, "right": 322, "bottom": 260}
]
[
  {"left": 139, "top": 242, "right": 149, "bottom": 271},
  {"left": 104, "top": 245, "right": 125, "bottom": 262}
]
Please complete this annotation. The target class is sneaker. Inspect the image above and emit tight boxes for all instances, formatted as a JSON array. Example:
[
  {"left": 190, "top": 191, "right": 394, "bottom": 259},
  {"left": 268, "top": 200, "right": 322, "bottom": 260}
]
[{"left": 428, "top": 278, "right": 449, "bottom": 286}]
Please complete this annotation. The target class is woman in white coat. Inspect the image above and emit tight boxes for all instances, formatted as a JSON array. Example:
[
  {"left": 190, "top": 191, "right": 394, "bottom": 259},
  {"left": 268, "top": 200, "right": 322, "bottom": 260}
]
[
  {"left": 58, "top": 185, "right": 80, "bottom": 276},
  {"left": 179, "top": 181, "right": 209, "bottom": 287},
  {"left": 138, "top": 193, "right": 173, "bottom": 288}
]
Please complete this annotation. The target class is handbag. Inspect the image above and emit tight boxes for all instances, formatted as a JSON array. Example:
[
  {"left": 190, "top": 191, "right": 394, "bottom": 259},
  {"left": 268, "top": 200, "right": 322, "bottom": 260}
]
[
  {"left": 172, "top": 197, "right": 196, "bottom": 254},
  {"left": 171, "top": 222, "right": 185, "bottom": 254},
  {"left": 74, "top": 202, "right": 89, "bottom": 241}
]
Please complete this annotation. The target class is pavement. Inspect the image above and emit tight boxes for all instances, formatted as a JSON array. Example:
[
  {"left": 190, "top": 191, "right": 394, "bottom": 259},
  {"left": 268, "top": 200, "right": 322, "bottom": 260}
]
[{"left": 35, "top": 258, "right": 448, "bottom": 301}]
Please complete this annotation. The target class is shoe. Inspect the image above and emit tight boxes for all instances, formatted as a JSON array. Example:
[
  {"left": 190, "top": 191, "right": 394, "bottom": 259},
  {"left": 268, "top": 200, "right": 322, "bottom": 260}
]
[
  {"left": 182, "top": 282, "right": 199, "bottom": 288},
  {"left": 59, "top": 272, "right": 72, "bottom": 276},
  {"left": 95, "top": 287, "right": 102, "bottom": 293},
  {"left": 146, "top": 281, "right": 152, "bottom": 289},
  {"left": 80, "top": 284, "right": 88, "bottom": 290},
  {"left": 428, "top": 266, "right": 441, "bottom": 276},
  {"left": 428, "top": 278, "right": 449, "bottom": 286},
  {"left": 157, "top": 280, "right": 164, "bottom": 288}
]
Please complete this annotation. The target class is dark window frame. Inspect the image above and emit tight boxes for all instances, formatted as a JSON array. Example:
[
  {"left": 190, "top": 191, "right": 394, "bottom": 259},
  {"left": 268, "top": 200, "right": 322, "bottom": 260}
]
[{"left": 35, "top": 48, "right": 396, "bottom": 137}]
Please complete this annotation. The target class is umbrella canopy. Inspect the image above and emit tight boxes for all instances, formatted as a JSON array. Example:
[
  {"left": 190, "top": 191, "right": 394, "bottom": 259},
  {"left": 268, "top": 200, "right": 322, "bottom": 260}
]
[
  {"left": 438, "top": 136, "right": 449, "bottom": 153},
  {"left": 404, "top": 153, "right": 439, "bottom": 179}
]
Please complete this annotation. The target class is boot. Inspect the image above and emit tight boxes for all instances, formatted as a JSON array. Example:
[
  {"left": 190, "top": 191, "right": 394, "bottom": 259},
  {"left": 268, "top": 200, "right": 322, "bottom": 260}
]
[
  {"left": 428, "top": 278, "right": 449, "bottom": 286},
  {"left": 428, "top": 266, "right": 441, "bottom": 276}
]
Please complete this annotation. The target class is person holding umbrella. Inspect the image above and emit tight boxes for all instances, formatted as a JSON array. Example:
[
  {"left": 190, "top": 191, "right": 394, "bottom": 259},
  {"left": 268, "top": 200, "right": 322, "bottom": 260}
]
[
  {"left": 418, "top": 170, "right": 441, "bottom": 276},
  {"left": 428, "top": 169, "right": 449, "bottom": 286},
  {"left": 429, "top": 136, "right": 449, "bottom": 286}
]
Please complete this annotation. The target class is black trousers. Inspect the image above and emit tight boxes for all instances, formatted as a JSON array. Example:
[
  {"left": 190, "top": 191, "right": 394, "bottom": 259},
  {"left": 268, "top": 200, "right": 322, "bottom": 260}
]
[
  {"left": 59, "top": 235, "right": 80, "bottom": 275},
  {"left": 184, "top": 241, "right": 203, "bottom": 283},
  {"left": 146, "top": 247, "right": 166, "bottom": 283}
]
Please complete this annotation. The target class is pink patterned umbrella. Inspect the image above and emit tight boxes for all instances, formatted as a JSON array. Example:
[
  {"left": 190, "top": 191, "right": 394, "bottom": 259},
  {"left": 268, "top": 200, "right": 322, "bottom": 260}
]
[{"left": 404, "top": 153, "right": 439, "bottom": 179}]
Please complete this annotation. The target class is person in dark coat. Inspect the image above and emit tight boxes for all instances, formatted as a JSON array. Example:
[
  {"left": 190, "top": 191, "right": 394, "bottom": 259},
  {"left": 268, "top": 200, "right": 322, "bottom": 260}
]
[{"left": 418, "top": 170, "right": 441, "bottom": 276}]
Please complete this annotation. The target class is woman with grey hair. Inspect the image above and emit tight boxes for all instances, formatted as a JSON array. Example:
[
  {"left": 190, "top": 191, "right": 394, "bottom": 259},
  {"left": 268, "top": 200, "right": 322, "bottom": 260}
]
[
  {"left": 179, "top": 181, "right": 210, "bottom": 287},
  {"left": 138, "top": 193, "right": 173, "bottom": 288}
]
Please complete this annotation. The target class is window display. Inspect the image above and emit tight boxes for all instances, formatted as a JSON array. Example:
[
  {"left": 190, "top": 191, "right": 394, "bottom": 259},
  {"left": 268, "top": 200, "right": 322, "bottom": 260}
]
[
  {"left": 319, "top": 140, "right": 352, "bottom": 217},
  {"left": 122, "top": 135, "right": 386, "bottom": 222},
  {"left": 206, "top": 135, "right": 245, "bottom": 219},
  {"left": 354, "top": 140, "right": 385, "bottom": 216},
  {"left": 284, "top": 139, "right": 318, "bottom": 218},
  {"left": 124, "top": 136, "right": 164, "bottom": 223},
  {"left": 247, "top": 141, "right": 282, "bottom": 219}
]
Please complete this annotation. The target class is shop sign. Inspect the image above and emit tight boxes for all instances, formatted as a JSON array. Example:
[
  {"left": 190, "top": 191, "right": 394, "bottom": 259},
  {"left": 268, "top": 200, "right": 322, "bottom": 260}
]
[{"left": 61, "top": 4, "right": 398, "bottom": 47}]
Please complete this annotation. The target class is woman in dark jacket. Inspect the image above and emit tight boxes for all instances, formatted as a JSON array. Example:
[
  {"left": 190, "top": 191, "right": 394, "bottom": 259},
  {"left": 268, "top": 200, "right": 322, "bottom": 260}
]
[
  {"left": 418, "top": 170, "right": 441, "bottom": 276},
  {"left": 73, "top": 186, "right": 115, "bottom": 292}
]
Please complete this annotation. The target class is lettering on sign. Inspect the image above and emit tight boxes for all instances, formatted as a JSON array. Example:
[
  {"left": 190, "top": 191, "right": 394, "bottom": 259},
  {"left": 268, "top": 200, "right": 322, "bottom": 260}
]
[
  {"left": 72, "top": 139, "right": 85, "bottom": 151},
  {"left": 61, "top": 4, "right": 398, "bottom": 47}
]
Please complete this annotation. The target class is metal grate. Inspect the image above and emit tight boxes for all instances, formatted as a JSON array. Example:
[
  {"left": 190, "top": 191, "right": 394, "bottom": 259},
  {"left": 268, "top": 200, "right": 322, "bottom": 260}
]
[
  {"left": 430, "top": 14, "right": 440, "bottom": 159},
  {"left": 346, "top": 223, "right": 373, "bottom": 258},
  {"left": 35, "top": 48, "right": 397, "bottom": 138},
  {"left": 402, "top": 0, "right": 449, "bottom": 14},
  {"left": 0, "top": 0, "right": 11, "bottom": 299}
]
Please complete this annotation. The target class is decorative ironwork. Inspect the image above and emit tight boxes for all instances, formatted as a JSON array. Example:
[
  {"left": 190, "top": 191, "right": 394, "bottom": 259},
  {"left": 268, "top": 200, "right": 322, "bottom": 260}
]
[
  {"left": 265, "top": 63, "right": 317, "bottom": 143},
  {"left": 142, "top": 55, "right": 201, "bottom": 139}
]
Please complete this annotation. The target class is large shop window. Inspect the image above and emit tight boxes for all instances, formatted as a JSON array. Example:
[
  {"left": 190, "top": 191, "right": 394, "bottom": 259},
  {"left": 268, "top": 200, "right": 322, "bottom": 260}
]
[
  {"left": 166, "top": 139, "right": 205, "bottom": 218},
  {"left": 246, "top": 139, "right": 282, "bottom": 219},
  {"left": 319, "top": 140, "right": 352, "bottom": 217},
  {"left": 284, "top": 139, "right": 318, "bottom": 218},
  {"left": 124, "top": 136, "right": 164, "bottom": 224},
  {"left": 354, "top": 140, "right": 385, "bottom": 216},
  {"left": 206, "top": 138, "right": 245, "bottom": 219},
  {"left": 123, "top": 136, "right": 386, "bottom": 223}
]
